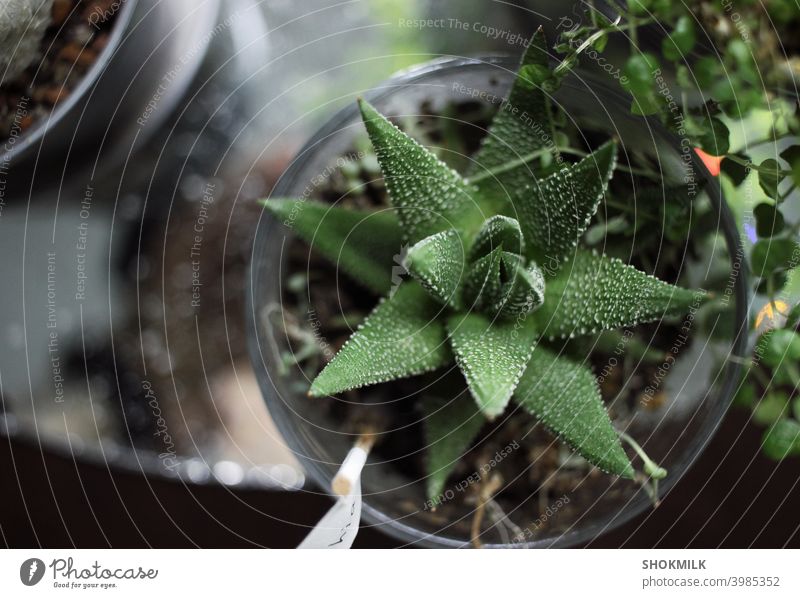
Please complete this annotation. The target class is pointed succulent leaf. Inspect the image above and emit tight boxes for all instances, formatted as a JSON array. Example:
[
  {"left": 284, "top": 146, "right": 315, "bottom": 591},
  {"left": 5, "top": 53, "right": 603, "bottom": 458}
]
[
  {"left": 468, "top": 215, "right": 524, "bottom": 261},
  {"left": 495, "top": 255, "right": 546, "bottom": 318},
  {"left": 515, "top": 140, "right": 617, "bottom": 261},
  {"left": 468, "top": 29, "right": 551, "bottom": 200},
  {"left": 404, "top": 229, "right": 465, "bottom": 308},
  {"left": 422, "top": 394, "right": 485, "bottom": 501},
  {"left": 447, "top": 313, "right": 537, "bottom": 419},
  {"left": 358, "top": 99, "right": 482, "bottom": 244},
  {"left": 461, "top": 246, "right": 503, "bottom": 313},
  {"left": 263, "top": 199, "right": 402, "bottom": 295},
  {"left": 534, "top": 249, "right": 704, "bottom": 340},
  {"left": 309, "top": 281, "right": 451, "bottom": 397},
  {"left": 514, "top": 346, "right": 634, "bottom": 478}
]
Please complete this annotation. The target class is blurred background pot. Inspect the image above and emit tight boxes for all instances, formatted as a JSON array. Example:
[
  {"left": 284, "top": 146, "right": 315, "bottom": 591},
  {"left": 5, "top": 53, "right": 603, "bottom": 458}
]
[{"left": 248, "top": 55, "right": 749, "bottom": 547}]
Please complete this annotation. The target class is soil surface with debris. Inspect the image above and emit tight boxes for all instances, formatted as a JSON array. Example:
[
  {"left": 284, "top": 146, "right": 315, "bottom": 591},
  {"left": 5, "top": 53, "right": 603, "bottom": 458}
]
[{"left": 1, "top": 0, "right": 119, "bottom": 145}]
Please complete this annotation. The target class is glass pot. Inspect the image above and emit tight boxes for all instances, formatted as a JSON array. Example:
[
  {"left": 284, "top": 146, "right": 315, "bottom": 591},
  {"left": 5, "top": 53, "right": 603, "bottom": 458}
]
[{"left": 247, "top": 56, "right": 748, "bottom": 548}]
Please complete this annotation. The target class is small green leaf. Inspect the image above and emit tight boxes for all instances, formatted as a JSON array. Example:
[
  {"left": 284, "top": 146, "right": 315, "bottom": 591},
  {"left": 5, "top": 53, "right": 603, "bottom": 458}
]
[
  {"left": 753, "top": 203, "right": 785, "bottom": 238},
  {"left": 779, "top": 145, "right": 800, "bottom": 186},
  {"left": 447, "top": 313, "right": 537, "bottom": 419},
  {"left": 515, "top": 140, "right": 617, "bottom": 261},
  {"left": 662, "top": 15, "right": 696, "bottom": 61},
  {"left": 750, "top": 239, "right": 799, "bottom": 276},
  {"left": 309, "top": 282, "right": 451, "bottom": 396},
  {"left": 534, "top": 249, "right": 704, "bottom": 339},
  {"left": 753, "top": 392, "right": 789, "bottom": 426},
  {"left": 262, "top": 199, "right": 402, "bottom": 295},
  {"left": 762, "top": 420, "right": 800, "bottom": 461},
  {"left": 422, "top": 394, "right": 486, "bottom": 501},
  {"left": 514, "top": 346, "right": 633, "bottom": 478},
  {"left": 721, "top": 154, "right": 751, "bottom": 186},
  {"left": 758, "top": 159, "right": 785, "bottom": 199},
  {"left": 358, "top": 99, "right": 481, "bottom": 244},
  {"left": 622, "top": 53, "right": 659, "bottom": 95},
  {"left": 755, "top": 329, "right": 800, "bottom": 368},
  {"left": 694, "top": 116, "right": 730, "bottom": 156},
  {"left": 405, "top": 229, "right": 465, "bottom": 308}
]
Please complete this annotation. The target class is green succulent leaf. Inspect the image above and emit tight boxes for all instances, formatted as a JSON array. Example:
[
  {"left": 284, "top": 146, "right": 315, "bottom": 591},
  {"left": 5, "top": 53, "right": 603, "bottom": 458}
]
[
  {"left": 262, "top": 199, "right": 402, "bottom": 295},
  {"left": 358, "top": 98, "right": 481, "bottom": 244},
  {"left": 447, "top": 313, "right": 537, "bottom": 419},
  {"left": 422, "top": 394, "right": 486, "bottom": 501},
  {"left": 514, "top": 140, "right": 617, "bottom": 261},
  {"left": 514, "top": 346, "right": 634, "bottom": 478},
  {"left": 468, "top": 215, "right": 524, "bottom": 261},
  {"left": 494, "top": 254, "right": 546, "bottom": 318},
  {"left": 309, "top": 281, "right": 451, "bottom": 397},
  {"left": 461, "top": 247, "right": 504, "bottom": 313},
  {"left": 534, "top": 249, "right": 703, "bottom": 339},
  {"left": 467, "top": 28, "right": 552, "bottom": 201},
  {"left": 405, "top": 229, "right": 466, "bottom": 308}
]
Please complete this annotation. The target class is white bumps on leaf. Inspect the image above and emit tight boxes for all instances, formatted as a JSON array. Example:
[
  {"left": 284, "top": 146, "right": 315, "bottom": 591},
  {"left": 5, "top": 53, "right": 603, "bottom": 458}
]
[
  {"left": 513, "top": 345, "right": 634, "bottom": 478},
  {"left": 358, "top": 98, "right": 483, "bottom": 245},
  {"left": 515, "top": 140, "right": 618, "bottom": 261},
  {"left": 309, "top": 281, "right": 452, "bottom": 397},
  {"left": 404, "top": 229, "right": 465, "bottom": 308},
  {"left": 447, "top": 313, "right": 537, "bottom": 419},
  {"left": 534, "top": 248, "right": 704, "bottom": 340}
]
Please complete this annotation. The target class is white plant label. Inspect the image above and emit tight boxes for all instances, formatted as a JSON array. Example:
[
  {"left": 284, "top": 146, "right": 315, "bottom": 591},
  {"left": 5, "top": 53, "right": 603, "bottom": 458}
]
[{"left": 298, "top": 445, "right": 369, "bottom": 549}]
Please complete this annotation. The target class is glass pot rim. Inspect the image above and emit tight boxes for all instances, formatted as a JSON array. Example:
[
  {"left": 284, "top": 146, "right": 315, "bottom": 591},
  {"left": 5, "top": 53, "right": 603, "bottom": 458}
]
[{"left": 246, "top": 54, "right": 749, "bottom": 548}]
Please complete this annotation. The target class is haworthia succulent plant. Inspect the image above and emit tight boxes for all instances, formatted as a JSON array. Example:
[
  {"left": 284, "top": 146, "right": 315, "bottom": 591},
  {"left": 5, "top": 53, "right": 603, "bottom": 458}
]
[{"left": 264, "top": 30, "right": 700, "bottom": 500}]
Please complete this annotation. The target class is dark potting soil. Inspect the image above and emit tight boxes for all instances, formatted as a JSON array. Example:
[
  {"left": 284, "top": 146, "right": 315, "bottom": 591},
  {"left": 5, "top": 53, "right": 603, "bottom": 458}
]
[
  {"left": 278, "top": 98, "right": 700, "bottom": 542},
  {"left": 1, "top": 0, "right": 120, "bottom": 145}
]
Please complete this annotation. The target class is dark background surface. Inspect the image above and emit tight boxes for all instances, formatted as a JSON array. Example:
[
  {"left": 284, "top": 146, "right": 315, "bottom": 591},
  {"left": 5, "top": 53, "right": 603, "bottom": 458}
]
[{"left": 2, "top": 409, "right": 799, "bottom": 548}]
